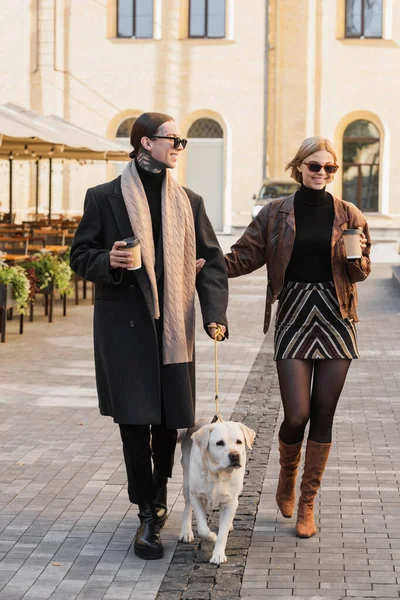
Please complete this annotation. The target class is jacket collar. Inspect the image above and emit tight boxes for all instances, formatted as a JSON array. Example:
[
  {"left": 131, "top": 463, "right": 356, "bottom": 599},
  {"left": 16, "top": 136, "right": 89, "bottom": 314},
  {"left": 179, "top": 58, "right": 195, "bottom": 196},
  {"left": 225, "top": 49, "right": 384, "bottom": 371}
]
[
  {"left": 113, "top": 175, "right": 123, "bottom": 197},
  {"left": 278, "top": 191, "right": 348, "bottom": 242},
  {"left": 108, "top": 176, "right": 134, "bottom": 240},
  {"left": 278, "top": 193, "right": 296, "bottom": 231},
  {"left": 278, "top": 193, "right": 295, "bottom": 214}
]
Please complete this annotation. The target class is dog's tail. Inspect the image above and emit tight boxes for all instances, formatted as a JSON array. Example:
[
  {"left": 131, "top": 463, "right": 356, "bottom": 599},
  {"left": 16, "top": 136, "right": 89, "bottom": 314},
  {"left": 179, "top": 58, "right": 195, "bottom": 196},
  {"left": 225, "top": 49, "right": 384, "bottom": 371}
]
[{"left": 177, "top": 416, "right": 211, "bottom": 444}]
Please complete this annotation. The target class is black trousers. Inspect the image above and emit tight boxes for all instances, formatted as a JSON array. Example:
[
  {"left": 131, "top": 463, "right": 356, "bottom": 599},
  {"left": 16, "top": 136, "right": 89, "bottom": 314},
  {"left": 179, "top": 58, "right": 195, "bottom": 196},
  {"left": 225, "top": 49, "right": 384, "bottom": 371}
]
[
  {"left": 119, "top": 308, "right": 178, "bottom": 505},
  {"left": 119, "top": 421, "right": 177, "bottom": 505}
]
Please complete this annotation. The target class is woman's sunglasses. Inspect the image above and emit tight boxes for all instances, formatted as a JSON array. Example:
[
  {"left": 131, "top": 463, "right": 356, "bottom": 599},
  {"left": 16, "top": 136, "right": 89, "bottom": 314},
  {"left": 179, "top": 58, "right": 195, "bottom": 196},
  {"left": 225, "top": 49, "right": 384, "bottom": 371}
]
[
  {"left": 151, "top": 136, "right": 188, "bottom": 149},
  {"left": 302, "top": 161, "right": 339, "bottom": 174}
]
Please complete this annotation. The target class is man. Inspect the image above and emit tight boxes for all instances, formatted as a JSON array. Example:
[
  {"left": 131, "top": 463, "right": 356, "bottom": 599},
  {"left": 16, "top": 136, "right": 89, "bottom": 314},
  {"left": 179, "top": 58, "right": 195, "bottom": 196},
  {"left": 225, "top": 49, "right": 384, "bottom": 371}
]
[{"left": 70, "top": 112, "right": 228, "bottom": 559}]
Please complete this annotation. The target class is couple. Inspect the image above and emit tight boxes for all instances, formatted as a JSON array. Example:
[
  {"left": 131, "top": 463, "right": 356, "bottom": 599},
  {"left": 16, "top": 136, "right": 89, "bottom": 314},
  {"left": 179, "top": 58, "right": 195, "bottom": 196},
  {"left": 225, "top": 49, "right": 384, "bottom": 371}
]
[{"left": 70, "top": 112, "right": 371, "bottom": 560}]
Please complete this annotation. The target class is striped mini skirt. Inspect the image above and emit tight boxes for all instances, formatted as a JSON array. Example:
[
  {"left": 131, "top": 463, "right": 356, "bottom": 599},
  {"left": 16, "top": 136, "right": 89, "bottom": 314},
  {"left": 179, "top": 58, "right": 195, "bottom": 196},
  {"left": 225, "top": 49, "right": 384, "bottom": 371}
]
[{"left": 274, "top": 281, "right": 359, "bottom": 360}]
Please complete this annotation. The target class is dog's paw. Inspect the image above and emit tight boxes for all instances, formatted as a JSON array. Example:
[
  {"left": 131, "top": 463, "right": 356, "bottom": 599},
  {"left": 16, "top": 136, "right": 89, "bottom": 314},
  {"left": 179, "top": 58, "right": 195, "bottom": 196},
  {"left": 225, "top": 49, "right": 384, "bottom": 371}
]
[
  {"left": 210, "top": 550, "right": 227, "bottom": 565},
  {"left": 201, "top": 530, "right": 217, "bottom": 543},
  {"left": 179, "top": 529, "right": 194, "bottom": 543}
]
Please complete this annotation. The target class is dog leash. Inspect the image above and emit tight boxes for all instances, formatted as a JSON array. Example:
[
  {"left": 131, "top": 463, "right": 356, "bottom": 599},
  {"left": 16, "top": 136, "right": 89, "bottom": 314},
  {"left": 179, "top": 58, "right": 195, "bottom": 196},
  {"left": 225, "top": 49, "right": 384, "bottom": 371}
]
[{"left": 210, "top": 325, "right": 224, "bottom": 424}]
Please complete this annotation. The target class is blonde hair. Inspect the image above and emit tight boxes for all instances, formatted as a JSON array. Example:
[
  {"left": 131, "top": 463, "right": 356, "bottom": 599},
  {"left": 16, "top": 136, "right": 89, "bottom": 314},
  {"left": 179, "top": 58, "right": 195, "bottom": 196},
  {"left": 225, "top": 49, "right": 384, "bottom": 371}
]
[{"left": 285, "top": 137, "right": 338, "bottom": 183}]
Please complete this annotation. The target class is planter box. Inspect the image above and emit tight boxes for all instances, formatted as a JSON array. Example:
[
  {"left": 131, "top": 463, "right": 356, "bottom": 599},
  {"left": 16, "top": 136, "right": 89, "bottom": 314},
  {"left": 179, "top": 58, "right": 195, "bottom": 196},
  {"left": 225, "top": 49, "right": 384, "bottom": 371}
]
[
  {"left": 36, "top": 279, "right": 54, "bottom": 295},
  {"left": 30, "top": 277, "right": 55, "bottom": 323},
  {"left": 0, "top": 283, "right": 14, "bottom": 308},
  {"left": 0, "top": 283, "right": 24, "bottom": 342}
]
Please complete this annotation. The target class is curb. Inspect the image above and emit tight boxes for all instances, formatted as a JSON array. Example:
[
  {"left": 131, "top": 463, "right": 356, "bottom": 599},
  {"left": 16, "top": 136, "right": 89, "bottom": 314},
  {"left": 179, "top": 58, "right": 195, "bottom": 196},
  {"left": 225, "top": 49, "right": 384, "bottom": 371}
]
[{"left": 156, "top": 335, "right": 280, "bottom": 600}]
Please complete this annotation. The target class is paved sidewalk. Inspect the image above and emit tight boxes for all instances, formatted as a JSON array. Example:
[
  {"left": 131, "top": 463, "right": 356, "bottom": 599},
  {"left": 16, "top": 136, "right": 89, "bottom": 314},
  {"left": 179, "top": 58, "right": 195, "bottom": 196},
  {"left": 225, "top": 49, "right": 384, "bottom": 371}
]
[
  {"left": 0, "top": 266, "right": 266, "bottom": 599},
  {"left": 242, "top": 264, "right": 400, "bottom": 600},
  {"left": 0, "top": 262, "right": 399, "bottom": 599}
]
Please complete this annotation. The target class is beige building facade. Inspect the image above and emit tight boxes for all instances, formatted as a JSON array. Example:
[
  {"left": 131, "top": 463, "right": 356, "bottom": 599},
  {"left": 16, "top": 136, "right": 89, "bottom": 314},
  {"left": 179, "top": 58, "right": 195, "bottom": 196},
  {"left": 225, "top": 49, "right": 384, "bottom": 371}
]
[
  {"left": 1, "top": 0, "right": 399, "bottom": 229},
  {"left": 267, "top": 0, "right": 400, "bottom": 220},
  {"left": 0, "top": 0, "right": 268, "bottom": 230}
]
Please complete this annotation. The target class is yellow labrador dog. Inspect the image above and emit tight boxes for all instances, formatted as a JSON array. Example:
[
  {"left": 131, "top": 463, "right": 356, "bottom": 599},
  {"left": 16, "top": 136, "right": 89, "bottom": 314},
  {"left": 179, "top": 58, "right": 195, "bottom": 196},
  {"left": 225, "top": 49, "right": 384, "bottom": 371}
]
[{"left": 179, "top": 419, "right": 256, "bottom": 565}]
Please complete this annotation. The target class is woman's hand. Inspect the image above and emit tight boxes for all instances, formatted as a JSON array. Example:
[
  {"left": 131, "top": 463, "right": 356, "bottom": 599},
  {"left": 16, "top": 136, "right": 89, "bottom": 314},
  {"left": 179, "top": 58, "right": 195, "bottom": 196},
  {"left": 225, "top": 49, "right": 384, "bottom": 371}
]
[
  {"left": 110, "top": 241, "right": 133, "bottom": 269},
  {"left": 207, "top": 322, "right": 226, "bottom": 341},
  {"left": 360, "top": 233, "right": 367, "bottom": 251},
  {"left": 196, "top": 258, "right": 206, "bottom": 274}
]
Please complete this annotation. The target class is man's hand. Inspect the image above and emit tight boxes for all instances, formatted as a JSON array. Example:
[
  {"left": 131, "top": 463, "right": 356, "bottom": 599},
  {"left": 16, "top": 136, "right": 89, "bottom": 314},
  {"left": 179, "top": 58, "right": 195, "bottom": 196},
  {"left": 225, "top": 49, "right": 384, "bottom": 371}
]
[
  {"left": 360, "top": 233, "right": 367, "bottom": 251},
  {"left": 207, "top": 322, "right": 226, "bottom": 341},
  {"left": 110, "top": 241, "right": 133, "bottom": 269}
]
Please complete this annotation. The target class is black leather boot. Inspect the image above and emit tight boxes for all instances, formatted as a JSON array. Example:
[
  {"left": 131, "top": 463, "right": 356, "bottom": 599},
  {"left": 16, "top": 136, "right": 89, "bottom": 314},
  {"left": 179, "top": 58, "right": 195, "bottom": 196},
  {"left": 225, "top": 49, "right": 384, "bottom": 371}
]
[
  {"left": 134, "top": 503, "right": 164, "bottom": 560},
  {"left": 153, "top": 471, "right": 168, "bottom": 528}
]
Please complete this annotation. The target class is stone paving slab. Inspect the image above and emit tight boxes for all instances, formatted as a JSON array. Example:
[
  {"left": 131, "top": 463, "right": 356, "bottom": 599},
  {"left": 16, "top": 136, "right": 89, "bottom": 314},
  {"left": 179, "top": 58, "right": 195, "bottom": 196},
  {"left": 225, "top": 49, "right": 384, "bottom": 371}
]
[
  {"left": 155, "top": 331, "right": 280, "bottom": 600},
  {"left": 0, "top": 264, "right": 267, "bottom": 599},
  {"left": 242, "top": 265, "right": 400, "bottom": 599},
  {"left": 1, "top": 260, "right": 399, "bottom": 599}
]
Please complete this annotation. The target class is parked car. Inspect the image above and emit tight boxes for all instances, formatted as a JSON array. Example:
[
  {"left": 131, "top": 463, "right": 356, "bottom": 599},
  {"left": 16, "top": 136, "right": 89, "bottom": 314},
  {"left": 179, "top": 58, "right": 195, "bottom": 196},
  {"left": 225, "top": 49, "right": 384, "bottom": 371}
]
[{"left": 251, "top": 179, "right": 300, "bottom": 219}]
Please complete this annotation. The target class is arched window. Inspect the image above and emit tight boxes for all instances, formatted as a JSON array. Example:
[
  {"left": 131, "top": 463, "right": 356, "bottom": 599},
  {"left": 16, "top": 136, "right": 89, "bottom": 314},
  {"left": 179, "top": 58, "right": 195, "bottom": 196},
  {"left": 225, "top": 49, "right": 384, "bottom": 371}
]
[
  {"left": 116, "top": 117, "right": 136, "bottom": 139},
  {"left": 114, "top": 117, "right": 136, "bottom": 175},
  {"left": 188, "top": 118, "right": 223, "bottom": 138},
  {"left": 343, "top": 120, "right": 380, "bottom": 211}
]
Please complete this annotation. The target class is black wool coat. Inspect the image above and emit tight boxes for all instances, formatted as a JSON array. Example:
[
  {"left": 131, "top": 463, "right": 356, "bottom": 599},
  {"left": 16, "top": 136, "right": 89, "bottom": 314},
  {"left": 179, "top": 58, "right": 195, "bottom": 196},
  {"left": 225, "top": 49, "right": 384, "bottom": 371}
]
[{"left": 70, "top": 175, "right": 228, "bottom": 428}]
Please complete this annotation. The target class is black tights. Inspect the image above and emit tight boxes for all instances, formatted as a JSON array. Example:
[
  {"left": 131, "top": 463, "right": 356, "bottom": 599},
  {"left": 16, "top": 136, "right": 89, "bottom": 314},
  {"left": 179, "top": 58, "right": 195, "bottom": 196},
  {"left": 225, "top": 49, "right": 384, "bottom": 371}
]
[{"left": 277, "top": 359, "right": 351, "bottom": 445}]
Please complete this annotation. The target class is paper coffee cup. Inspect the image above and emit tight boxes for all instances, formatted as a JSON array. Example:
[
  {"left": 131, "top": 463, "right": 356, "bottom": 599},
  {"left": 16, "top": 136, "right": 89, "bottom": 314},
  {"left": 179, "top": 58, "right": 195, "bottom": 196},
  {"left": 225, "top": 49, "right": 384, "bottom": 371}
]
[
  {"left": 124, "top": 237, "right": 141, "bottom": 270},
  {"left": 343, "top": 228, "right": 362, "bottom": 260}
]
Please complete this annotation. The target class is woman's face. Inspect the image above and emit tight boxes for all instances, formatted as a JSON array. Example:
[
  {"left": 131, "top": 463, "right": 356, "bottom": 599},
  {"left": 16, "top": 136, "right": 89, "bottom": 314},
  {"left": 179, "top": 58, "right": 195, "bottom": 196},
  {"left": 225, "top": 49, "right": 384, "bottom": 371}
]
[
  {"left": 141, "top": 120, "right": 185, "bottom": 169},
  {"left": 297, "top": 150, "right": 337, "bottom": 190}
]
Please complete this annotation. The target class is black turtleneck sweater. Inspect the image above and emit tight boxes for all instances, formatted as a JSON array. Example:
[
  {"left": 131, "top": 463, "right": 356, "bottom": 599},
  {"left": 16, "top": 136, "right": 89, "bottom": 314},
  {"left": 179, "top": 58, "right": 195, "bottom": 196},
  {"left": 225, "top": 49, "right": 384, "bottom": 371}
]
[
  {"left": 284, "top": 185, "right": 334, "bottom": 283},
  {"left": 135, "top": 160, "right": 164, "bottom": 246}
]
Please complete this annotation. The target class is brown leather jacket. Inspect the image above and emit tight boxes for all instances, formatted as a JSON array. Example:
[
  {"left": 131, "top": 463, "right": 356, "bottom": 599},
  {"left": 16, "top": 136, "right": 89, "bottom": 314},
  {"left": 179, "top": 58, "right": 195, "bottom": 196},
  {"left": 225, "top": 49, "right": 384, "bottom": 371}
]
[{"left": 225, "top": 193, "right": 371, "bottom": 334}]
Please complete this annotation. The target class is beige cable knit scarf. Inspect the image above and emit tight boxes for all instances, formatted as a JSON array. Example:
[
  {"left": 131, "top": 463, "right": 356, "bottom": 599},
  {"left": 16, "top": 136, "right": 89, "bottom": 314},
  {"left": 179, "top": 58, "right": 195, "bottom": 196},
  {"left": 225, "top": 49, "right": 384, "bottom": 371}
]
[{"left": 121, "top": 160, "right": 196, "bottom": 365}]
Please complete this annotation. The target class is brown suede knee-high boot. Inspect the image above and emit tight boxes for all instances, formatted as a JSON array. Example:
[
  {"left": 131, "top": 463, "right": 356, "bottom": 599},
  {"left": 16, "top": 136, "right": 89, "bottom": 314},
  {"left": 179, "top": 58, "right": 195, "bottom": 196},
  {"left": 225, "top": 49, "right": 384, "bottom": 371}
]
[
  {"left": 276, "top": 437, "right": 303, "bottom": 518},
  {"left": 296, "top": 439, "right": 331, "bottom": 538}
]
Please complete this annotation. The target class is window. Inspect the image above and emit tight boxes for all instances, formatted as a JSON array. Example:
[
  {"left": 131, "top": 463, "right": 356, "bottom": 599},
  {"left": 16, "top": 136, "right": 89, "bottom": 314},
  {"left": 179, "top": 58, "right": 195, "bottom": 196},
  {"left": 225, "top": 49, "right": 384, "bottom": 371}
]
[
  {"left": 188, "top": 118, "right": 223, "bottom": 138},
  {"left": 189, "top": 0, "right": 226, "bottom": 39},
  {"left": 116, "top": 117, "right": 136, "bottom": 138},
  {"left": 117, "top": 0, "right": 153, "bottom": 38},
  {"left": 345, "top": 0, "right": 382, "bottom": 38},
  {"left": 343, "top": 120, "right": 380, "bottom": 212}
]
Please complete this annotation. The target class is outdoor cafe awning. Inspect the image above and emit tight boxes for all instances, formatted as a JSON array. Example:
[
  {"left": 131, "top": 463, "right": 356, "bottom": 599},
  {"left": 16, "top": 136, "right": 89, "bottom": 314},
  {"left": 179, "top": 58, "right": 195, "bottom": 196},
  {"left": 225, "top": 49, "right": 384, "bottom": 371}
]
[
  {"left": 0, "top": 103, "right": 129, "bottom": 161},
  {"left": 0, "top": 103, "right": 129, "bottom": 221}
]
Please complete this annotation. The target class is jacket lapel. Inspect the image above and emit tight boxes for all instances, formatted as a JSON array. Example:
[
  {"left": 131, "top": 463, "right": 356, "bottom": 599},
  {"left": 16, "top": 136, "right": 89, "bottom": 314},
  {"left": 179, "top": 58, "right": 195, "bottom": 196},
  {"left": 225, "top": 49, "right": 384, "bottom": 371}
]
[
  {"left": 278, "top": 193, "right": 296, "bottom": 231},
  {"left": 107, "top": 176, "right": 154, "bottom": 314},
  {"left": 280, "top": 192, "right": 347, "bottom": 247},
  {"left": 107, "top": 177, "right": 134, "bottom": 239},
  {"left": 278, "top": 195, "right": 296, "bottom": 261},
  {"left": 331, "top": 195, "right": 348, "bottom": 249}
]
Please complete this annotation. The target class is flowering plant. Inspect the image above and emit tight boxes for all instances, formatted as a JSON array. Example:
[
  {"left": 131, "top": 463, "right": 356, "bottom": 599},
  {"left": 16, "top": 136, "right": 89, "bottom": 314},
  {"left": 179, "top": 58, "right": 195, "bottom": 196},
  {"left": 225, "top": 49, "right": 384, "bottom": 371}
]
[
  {"left": 21, "top": 251, "right": 73, "bottom": 298},
  {"left": 0, "top": 254, "right": 31, "bottom": 314}
]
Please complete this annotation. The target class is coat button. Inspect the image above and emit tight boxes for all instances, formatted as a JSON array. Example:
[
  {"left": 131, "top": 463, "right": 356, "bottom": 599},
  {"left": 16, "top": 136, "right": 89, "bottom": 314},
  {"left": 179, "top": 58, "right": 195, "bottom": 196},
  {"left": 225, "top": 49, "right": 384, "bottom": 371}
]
[
  {"left": 128, "top": 284, "right": 135, "bottom": 291},
  {"left": 129, "top": 321, "right": 135, "bottom": 328}
]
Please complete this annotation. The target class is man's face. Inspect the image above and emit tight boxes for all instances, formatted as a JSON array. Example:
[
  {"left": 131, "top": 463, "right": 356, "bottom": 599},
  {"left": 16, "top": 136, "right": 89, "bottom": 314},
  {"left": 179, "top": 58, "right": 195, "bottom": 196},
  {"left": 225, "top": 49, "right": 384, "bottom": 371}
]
[{"left": 141, "top": 120, "right": 185, "bottom": 169}]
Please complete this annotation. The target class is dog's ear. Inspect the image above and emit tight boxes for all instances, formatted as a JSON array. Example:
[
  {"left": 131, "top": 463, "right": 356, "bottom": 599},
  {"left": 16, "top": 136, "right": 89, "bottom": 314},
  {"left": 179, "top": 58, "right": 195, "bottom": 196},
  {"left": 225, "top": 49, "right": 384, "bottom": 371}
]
[
  {"left": 240, "top": 424, "right": 256, "bottom": 449},
  {"left": 192, "top": 424, "right": 214, "bottom": 453}
]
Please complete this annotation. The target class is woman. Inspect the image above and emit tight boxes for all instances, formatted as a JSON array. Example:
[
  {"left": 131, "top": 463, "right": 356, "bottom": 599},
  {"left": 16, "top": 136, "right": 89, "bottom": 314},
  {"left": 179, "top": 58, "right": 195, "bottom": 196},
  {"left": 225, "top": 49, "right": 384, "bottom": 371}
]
[
  {"left": 70, "top": 112, "right": 228, "bottom": 560},
  {"left": 225, "top": 136, "right": 371, "bottom": 538}
]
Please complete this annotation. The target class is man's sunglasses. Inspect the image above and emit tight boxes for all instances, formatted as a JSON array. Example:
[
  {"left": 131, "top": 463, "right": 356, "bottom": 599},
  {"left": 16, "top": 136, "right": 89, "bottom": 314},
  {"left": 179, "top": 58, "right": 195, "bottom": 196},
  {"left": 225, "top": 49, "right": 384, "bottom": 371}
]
[
  {"left": 302, "top": 161, "right": 339, "bottom": 174},
  {"left": 151, "top": 136, "right": 188, "bottom": 149}
]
